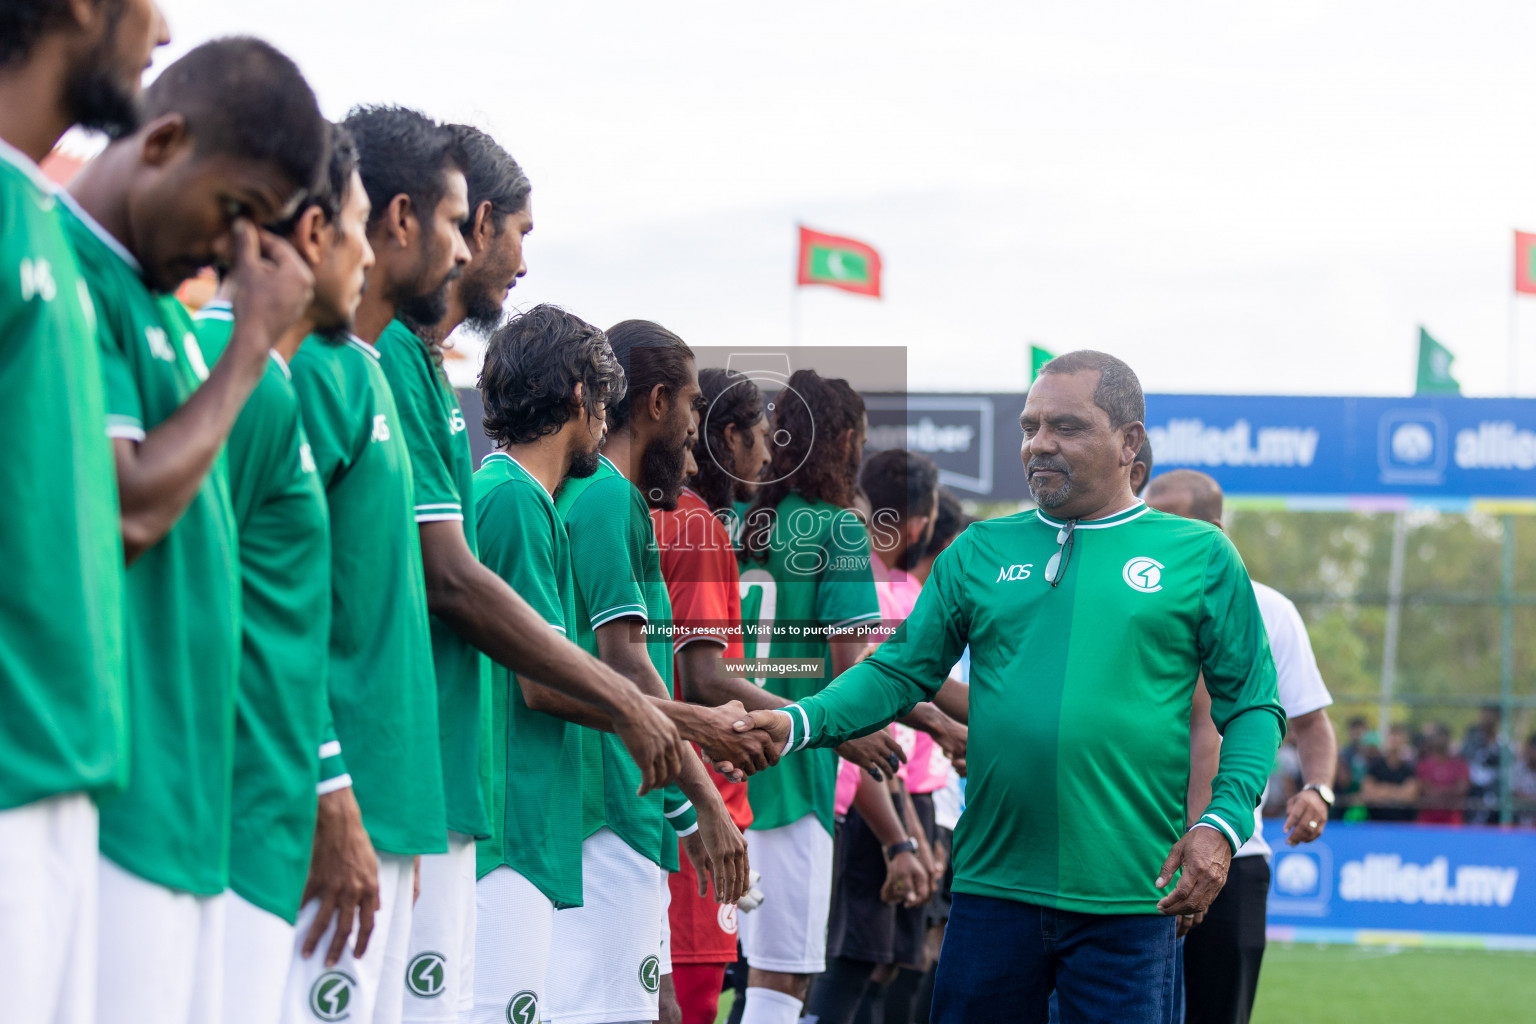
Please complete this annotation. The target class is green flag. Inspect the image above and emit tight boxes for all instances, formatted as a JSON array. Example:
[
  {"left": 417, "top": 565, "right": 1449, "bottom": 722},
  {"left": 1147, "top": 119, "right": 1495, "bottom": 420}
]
[
  {"left": 1030, "top": 345, "right": 1055, "bottom": 383},
  {"left": 1415, "top": 328, "right": 1460, "bottom": 394}
]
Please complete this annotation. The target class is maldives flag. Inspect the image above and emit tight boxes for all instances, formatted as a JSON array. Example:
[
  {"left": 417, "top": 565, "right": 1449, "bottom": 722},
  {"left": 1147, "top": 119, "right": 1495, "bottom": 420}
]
[
  {"left": 1516, "top": 231, "right": 1536, "bottom": 295},
  {"left": 796, "top": 226, "right": 882, "bottom": 297}
]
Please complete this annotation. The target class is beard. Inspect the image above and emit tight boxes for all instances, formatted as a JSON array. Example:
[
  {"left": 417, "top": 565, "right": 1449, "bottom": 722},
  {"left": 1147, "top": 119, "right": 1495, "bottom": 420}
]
[
  {"left": 397, "top": 238, "right": 460, "bottom": 329},
  {"left": 1026, "top": 454, "right": 1073, "bottom": 509},
  {"left": 458, "top": 270, "right": 506, "bottom": 337},
  {"left": 897, "top": 532, "right": 931, "bottom": 571},
  {"left": 64, "top": 28, "right": 141, "bottom": 140},
  {"left": 640, "top": 433, "right": 689, "bottom": 511},
  {"left": 397, "top": 273, "right": 454, "bottom": 329},
  {"left": 730, "top": 475, "right": 757, "bottom": 504},
  {"left": 568, "top": 447, "right": 602, "bottom": 480}
]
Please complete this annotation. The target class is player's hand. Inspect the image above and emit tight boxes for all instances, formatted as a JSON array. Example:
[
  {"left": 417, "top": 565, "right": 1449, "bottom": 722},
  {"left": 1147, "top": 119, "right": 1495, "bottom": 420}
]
[
  {"left": 881, "top": 850, "right": 929, "bottom": 907},
  {"left": 301, "top": 787, "right": 380, "bottom": 967},
  {"left": 1283, "top": 790, "right": 1329, "bottom": 846},
  {"left": 933, "top": 718, "right": 968, "bottom": 776},
  {"left": 1155, "top": 826, "right": 1232, "bottom": 917},
  {"left": 1176, "top": 908, "right": 1207, "bottom": 938},
  {"left": 616, "top": 698, "right": 685, "bottom": 795},
  {"left": 228, "top": 217, "right": 313, "bottom": 349},
  {"left": 836, "top": 731, "right": 906, "bottom": 782},
  {"left": 412, "top": 855, "right": 421, "bottom": 906},
  {"left": 682, "top": 801, "right": 750, "bottom": 904},
  {"left": 687, "top": 700, "right": 777, "bottom": 776},
  {"left": 734, "top": 708, "right": 791, "bottom": 753},
  {"left": 709, "top": 757, "right": 747, "bottom": 784},
  {"left": 914, "top": 828, "right": 943, "bottom": 891}
]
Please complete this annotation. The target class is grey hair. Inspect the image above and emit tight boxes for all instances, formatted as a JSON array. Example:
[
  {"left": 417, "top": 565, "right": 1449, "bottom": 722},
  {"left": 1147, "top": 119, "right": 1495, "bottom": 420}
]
[{"left": 1037, "top": 350, "right": 1144, "bottom": 429}]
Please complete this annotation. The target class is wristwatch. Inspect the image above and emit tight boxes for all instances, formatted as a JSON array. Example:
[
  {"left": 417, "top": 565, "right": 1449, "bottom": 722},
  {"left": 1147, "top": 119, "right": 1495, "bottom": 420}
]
[
  {"left": 885, "top": 837, "right": 919, "bottom": 861},
  {"left": 1302, "top": 783, "right": 1335, "bottom": 807}
]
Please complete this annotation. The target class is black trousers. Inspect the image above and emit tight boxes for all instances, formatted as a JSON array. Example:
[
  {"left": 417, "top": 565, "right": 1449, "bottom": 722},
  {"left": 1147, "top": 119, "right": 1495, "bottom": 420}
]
[{"left": 1182, "top": 855, "right": 1271, "bottom": 1024}]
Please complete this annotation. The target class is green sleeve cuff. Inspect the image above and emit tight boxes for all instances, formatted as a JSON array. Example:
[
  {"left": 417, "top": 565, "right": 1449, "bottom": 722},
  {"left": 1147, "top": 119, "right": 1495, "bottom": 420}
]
[{"left": 1202, "top": 706, "right": 1286, "bottom": 849}]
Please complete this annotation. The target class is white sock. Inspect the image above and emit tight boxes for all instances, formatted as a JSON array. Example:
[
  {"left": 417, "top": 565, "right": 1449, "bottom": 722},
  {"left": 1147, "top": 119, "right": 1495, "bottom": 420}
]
[{"left": 741, "top": 986, "right": 804, "bottom": 1024}]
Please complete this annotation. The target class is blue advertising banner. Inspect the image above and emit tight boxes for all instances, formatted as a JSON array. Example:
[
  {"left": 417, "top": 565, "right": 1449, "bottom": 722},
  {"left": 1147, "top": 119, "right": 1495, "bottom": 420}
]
[
  {"left": 1260, "top": 820, "right": 1536, "bottom": 949},
  {"left": 861, "top": 392, "right": 1536, "bottom": 508},
  {"left": 465, "top": 387, "right": 1536, "bottom": 509}
]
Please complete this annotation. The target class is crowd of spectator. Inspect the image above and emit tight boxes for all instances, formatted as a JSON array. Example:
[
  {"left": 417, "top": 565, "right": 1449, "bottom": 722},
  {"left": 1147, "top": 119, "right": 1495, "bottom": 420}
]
[{"left": 1265, "top": 707, "right": 1536, "bottom": 826}]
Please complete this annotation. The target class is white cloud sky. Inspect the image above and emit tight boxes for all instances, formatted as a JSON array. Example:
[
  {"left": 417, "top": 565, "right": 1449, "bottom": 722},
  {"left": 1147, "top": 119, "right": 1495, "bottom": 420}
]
[{"left": 157, "top": 0, "right": 1536, "bottom": 396}]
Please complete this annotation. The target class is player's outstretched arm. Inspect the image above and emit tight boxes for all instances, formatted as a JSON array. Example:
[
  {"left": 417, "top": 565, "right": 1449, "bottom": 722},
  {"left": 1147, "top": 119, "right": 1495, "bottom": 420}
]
[
  {"left": 114, "top": 222, "right": 311, "bottom": 561},
  {"left": 419, "top": 522, "right": 684, "bottom": 792},
  {"left": 675, "top": 642, "right": 790, "bottom": 713}
]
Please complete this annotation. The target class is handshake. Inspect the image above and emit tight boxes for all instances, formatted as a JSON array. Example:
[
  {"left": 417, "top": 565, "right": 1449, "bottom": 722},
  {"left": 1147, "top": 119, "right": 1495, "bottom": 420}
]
[
  {"left": 614, "top": 700, "right": 909, "bottom": 794},
  {"left": 614, "top": 701, "right": 908, "bottom": 793}
]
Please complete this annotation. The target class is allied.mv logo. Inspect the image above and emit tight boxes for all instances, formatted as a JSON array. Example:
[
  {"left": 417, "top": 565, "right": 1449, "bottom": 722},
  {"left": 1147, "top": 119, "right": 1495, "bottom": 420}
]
[
  {"left": 309, "top": 970, "right": 356, "bottom": 1021},
  {"left": 639, "top": 954, "right": 661, "bottom": 993},
  {"left": 1122, "top": 557, "right": 1164, "bottom": 593},
  {"left": 406, "top": 951, "right": 447, "bottom": 998},
  {"left": 506, "top": 989, "right": 539, "bottom": 1024}
]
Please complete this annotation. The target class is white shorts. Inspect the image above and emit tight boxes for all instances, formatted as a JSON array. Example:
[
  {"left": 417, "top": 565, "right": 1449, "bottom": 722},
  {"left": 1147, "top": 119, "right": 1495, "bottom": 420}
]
[
  {"left": 471, "top": 866, "right": 554, "bottom": 1024},
  {"left": 738, "top": 814, "right": 834, "bottom": 974},
  {"left": 545, "top": 828, "right": 665, "bottom": 1024},
  {"left": 97, "top": 854, "right": 227, "bottom": 1024},
  {"left": 403, "top": 832, "right": 476, "bottom": 1021},
  {"left": 280, "top": 850, "right": 414, "bottom": 1024},
  {"left": 659, "top": 869, "right": 673, "bottom": 976},
  {"left": 0, "top": 792, "right": 97, "bottom": 1024},
  {"left": 222, "top": 891, "right": 297, "bottom": 1024}
]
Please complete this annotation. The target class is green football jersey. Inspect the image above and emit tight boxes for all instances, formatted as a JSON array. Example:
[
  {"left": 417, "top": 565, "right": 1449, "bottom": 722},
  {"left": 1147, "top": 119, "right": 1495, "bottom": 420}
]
[
  {"left": 291, "top": 334, "right": 446, "bottom": 857},
  {"left": 738, "top": 493, "right": 881, "bottom": 835},
  {"left": 62, "top": 198, "right": 240, "bottom": 895},
  {"left": 782, "top": 502, "right": 1287, "bottom": 915},
  {"left": 472, "top": 453, "right": 585, "bottom": 906},
  {"left": 194, "top": 302, "right": 333, "bottom": 922},
  {"left": 376, "top": 319, "right": 490, "bottom": 840},
  {"left": 0, "top": 141, "right": 126, "bottom": 812},
  {"left": 555, "top": 455, "right": 682, "bottom": 871}
]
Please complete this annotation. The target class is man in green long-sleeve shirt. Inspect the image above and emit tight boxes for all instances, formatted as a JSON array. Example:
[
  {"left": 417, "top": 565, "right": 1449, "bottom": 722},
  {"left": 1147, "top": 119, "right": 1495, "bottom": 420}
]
[{"left": 741, "top": 350, "right": 1285, "bottom": 1024}]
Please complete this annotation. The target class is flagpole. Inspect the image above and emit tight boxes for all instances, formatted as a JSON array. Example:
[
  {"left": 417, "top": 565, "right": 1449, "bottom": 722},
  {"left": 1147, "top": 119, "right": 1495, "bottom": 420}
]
[
  {"left": 791, "top": 221, "right": 802, "bottom": 347},
  {"left": 1510, "top": 292, "right": 1519, "bottom": 397}
]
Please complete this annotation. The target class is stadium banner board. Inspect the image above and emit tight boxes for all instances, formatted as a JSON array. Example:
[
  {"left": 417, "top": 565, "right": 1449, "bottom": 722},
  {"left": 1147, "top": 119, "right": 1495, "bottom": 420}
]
[
  {"left": 461, "top": 387, "right": 1536, "bottom": 511},
  {"left": 863, "top": 392, "right": 1536, "bottom": 510},
  {"left": 1261, "top": 820, "right": 1536, "bottom": 950}
]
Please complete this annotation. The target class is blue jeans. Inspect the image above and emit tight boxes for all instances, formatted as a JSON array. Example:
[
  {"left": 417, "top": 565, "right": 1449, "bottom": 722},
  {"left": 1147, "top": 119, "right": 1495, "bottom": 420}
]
[{"left": 932, "top": 892, "right": 1177, "bottom": 1024}]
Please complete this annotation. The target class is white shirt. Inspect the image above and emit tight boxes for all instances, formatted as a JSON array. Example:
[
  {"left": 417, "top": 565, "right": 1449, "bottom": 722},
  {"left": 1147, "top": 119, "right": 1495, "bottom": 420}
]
[{"left": 1235, "top": 581, "right": 1334, "bottom": 859}]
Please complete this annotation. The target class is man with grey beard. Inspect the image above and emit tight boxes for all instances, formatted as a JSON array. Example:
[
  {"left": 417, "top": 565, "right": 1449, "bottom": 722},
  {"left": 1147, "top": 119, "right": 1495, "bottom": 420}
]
[{"left": 738, "top": 349, "right": 1285, "bottom": 1024}]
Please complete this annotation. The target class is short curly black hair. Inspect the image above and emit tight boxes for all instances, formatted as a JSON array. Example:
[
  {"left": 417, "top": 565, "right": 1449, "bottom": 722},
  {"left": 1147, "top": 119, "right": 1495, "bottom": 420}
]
[{"left": 479, "top": 304, "right": 627, "bottom": 448}]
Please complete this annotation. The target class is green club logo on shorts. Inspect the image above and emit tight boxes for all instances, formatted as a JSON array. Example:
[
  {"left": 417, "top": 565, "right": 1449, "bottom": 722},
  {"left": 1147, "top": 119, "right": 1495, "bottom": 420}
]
[
  {"left": 506, "top": 990, "right": 539, "bottom": 1024},
  {"left": 406, "top": 951, "right": 448, "bottom": 998},
  {"left": 639, "top": 954, "right": 661, "bottom": 993},
  {"left": 309, "top": 970, "right": 356, "bottom": 1021}
]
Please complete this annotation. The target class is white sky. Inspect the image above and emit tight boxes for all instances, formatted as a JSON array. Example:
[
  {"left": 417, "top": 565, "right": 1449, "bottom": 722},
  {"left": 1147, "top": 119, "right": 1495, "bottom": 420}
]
[{"left": 155, "top": 0, "right": 1536, "bottom": 397}]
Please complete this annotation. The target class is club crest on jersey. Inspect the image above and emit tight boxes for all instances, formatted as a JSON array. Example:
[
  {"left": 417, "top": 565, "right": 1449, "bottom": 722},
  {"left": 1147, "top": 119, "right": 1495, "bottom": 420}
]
[
  {"left": 309, "top": 970, "right": 356, "bottom": 1020},
  {"left": 1122, "top": 556, "right": 1164, "bottom": 593},
  {"left": 996, "top": 563, "right": 1033, "bottom": 582},
  {"left": 639, "top": 954, "right": 661, "bottom": 993},
  {"left": 507, "top": 990, "right": 539, "bottom": 1024},
  {"left": 406, "top": 951, "right": 447, "bottom": 998},
  {"left": 371, "top": 413, "right": 392, "bottom": 443}
]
